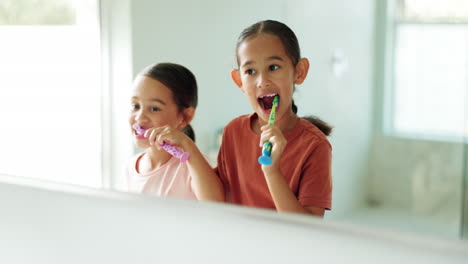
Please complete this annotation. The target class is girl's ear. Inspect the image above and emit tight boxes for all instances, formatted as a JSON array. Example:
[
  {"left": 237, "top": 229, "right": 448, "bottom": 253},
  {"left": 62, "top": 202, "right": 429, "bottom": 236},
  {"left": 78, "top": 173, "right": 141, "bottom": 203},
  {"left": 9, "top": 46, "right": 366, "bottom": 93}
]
[
  {"left": 294, "top": 58, "right": 310, "bottom": 85},
  {"left": 231, "top": 69, "right": 243, "bottom": 89},
  {"left": 179, "top": 107, "right": 195, "bottom": 128}
]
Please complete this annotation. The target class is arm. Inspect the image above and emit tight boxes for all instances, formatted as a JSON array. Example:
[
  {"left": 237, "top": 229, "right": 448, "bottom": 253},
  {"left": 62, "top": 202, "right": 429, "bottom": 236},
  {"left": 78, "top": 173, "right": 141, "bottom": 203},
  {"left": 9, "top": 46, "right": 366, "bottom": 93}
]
[
  {"left": 259, "top": 124, "right": 327, "bottom": 217},
  {"left": 183, "top": 139, "right": 225, "bottom": 202},
  {"left": 146, "top": 125, "right": 225, "bottom": 202},
  {"left": 261, "top": 168, "right": 324, "bottom": 216}
]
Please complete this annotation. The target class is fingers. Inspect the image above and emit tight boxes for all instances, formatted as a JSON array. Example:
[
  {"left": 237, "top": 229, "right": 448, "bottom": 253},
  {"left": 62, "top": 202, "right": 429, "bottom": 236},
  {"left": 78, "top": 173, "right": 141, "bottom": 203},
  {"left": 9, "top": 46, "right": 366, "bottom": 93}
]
[
  {"left": 145, "top": 127, "right": 162, "bottom": 150},
  {"left": 259, "top": 125, "right": 279, "bottom": 147},
  {"left": 144, "top": 125, "right": 186, "bottom": 149},
  {"left": 259, "top": 125, "right": 270, "bottom": 147},
  {"left": 259, "top": 125, "right": 287, "bottom": 166}
]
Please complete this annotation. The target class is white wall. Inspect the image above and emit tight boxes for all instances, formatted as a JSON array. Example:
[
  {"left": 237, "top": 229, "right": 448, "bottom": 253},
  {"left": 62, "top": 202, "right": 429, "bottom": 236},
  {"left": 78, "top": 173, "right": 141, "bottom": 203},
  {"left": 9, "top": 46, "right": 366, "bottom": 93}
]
[
  {"left": 1, "top": 176, "right": 467, "bottom": 264},
  {"left": 129, "top": 0, "right": 375, "bottom": 217},
  {"left": 285, "top": 0, "right": 375, "bottom": 217}
]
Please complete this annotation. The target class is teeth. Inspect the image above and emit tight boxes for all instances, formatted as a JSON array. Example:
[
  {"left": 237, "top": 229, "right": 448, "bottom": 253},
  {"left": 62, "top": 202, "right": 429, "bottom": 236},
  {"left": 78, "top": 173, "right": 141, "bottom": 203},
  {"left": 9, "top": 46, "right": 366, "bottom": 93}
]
[{"left": 259, "top": 94, "right": 277, "bottom": 98}]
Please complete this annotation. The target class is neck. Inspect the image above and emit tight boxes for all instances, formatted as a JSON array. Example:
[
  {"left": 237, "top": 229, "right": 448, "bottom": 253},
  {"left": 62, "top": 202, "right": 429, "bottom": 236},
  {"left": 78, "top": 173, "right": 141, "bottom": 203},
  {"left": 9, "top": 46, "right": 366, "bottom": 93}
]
[{"left": 142, "top": 148, "right": 172, "bottom": 171}]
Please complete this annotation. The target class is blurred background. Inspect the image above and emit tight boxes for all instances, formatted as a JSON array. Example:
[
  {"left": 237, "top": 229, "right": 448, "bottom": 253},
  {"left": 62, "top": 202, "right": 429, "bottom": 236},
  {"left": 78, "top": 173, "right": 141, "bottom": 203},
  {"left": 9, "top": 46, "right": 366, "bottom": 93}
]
[{"left": 0, "top": 0, "right": 467, "bottom": 240}]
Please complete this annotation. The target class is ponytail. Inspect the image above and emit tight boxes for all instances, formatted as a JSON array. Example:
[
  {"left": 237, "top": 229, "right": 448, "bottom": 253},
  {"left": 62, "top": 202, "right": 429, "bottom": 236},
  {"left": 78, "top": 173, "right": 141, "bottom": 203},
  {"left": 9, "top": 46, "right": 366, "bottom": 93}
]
[
  {"left": 302, "top": 116, "right": 333, "bottom": 136},
  {"left": 292, "top": 100, "right": 298, "bottom": 114},
  {"left": 292, "top": 100, "right": 333, "bottom": 136},
  {"left": 182, "top": 124, "right": 196, "bottom": 142}
]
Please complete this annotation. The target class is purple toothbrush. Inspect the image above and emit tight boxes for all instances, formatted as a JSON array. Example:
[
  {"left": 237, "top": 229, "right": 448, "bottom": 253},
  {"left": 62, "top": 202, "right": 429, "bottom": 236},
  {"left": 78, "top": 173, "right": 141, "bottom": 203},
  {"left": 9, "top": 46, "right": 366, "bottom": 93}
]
[{"left": 132, "top": 124, "right": 190, "bottom": 163}]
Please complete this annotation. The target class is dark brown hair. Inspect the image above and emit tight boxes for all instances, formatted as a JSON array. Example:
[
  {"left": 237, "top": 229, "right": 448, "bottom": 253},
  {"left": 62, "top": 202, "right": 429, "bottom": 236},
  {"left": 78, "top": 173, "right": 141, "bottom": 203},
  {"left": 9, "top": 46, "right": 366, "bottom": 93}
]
[
  {"left": 140, "top": 63, "right": 197, "bottom": 141},
  {"left": 235, "top": 20, "right": 333, "bottom": 136}
]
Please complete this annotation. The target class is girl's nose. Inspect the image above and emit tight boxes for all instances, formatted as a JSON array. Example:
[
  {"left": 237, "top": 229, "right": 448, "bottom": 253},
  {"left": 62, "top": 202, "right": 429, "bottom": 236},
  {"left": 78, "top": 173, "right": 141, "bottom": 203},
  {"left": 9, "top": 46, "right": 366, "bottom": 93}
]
[
  {"left": 257, "top": 73, "right": 272, "bottom": 89},
  {"left": 135, "top": 109, "right": 148, "bottom": 122}
]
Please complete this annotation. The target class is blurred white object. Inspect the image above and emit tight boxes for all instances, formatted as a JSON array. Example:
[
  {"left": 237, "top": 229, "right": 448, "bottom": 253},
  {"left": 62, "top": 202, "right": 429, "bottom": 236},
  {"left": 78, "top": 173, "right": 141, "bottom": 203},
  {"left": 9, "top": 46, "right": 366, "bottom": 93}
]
[
  {"left": 331, "top": 48, "right": 349, "bottom": 78},
  {"left": 1, "top": 175, "right": 467, "bottom": 264}
]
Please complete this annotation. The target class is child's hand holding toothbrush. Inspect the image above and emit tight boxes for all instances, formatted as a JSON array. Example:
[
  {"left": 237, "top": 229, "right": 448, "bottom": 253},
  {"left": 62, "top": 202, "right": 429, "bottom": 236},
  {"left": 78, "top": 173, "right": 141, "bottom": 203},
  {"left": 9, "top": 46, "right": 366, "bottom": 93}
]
[
  {"left": 259, "top": 124, "right": 287, "bottom": 172},
  {"left": 133, "top": 124, "right": 191, "bottom": 163}
]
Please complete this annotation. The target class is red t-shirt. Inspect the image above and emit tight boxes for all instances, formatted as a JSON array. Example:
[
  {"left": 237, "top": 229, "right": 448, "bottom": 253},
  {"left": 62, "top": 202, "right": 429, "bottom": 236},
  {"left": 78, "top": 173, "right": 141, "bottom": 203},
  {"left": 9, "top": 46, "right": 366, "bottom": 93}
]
[{"left": 215, "top": 113, "right": 332, "bottom": 210}]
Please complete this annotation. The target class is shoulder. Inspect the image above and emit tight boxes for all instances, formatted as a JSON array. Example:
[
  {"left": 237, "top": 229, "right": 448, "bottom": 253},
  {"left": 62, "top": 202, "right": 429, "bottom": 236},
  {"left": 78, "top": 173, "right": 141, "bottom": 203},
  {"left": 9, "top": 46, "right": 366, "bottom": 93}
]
[
  {"left": 290, "top": 119, "right": 332, "bottom": 171},
  {"left": 222, "top": 113, "right": 254, "bottom": 138},
  {"left": 224, "top": 113, "right": 252, "bottom": 130},
  {"left": 168, "top": 156, "right": 190, "bottom": 172},
  {"left": 297, "top": 118, "right": 332, "bottom": 149},
  {"left": 219, "top": 113, "right": 255, "bottom": 152}
]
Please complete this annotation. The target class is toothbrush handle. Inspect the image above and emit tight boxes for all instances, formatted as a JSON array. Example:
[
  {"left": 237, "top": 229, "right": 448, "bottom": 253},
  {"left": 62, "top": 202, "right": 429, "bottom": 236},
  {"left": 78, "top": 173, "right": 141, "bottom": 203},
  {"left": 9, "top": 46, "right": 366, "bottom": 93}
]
[
  {"left": 258, "top": 141, "right": 273, "bottom": 165},
  {"left": 262, "top": 141, "right": 272, "bottom": 157},
  {"left": 160, "top": 142, "right": 190, "bottom": 163}
]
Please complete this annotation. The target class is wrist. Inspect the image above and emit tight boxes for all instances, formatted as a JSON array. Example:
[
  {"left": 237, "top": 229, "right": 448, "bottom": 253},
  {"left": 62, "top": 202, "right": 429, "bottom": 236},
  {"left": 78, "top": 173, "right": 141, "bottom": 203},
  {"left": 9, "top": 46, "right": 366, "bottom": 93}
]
[
  {"left": 183, "top": 137, "right": 198, "bottom": 155},
  {"left": 261, "top": 165, "right": 281, "bottom": 178}
]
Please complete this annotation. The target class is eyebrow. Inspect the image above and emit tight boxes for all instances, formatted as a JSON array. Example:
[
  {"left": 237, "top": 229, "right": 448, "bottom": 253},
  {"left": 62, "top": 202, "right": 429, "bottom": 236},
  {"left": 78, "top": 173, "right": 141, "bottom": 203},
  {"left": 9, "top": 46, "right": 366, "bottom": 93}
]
[
  {"left": 151, "top": 99, "right": 166, "bottom": 105},
  {"left": 131, "top": 96, "right": 166, "bottom": 105},
  {"left": 240, "top": 56, "right": 285, "bottom": 68}
]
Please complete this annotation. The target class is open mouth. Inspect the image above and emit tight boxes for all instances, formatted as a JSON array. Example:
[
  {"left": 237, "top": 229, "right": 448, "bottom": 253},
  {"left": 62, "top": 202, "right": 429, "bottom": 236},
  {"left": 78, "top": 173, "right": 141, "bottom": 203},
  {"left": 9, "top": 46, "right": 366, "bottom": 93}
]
[
  {"left": 132, "top": 124, "right": 146, "bottom": 139},
  {"left": 258, "top": 93, "right": 280, "bottom": 110},
  {"left": 133, "top": 124, "right": 147, "bottom": 136}
]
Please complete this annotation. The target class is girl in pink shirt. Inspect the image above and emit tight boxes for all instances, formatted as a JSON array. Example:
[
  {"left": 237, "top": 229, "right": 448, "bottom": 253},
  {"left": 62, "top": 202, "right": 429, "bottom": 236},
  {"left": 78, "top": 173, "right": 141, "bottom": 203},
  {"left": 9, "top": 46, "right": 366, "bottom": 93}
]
[{"left": 126, "top": 63, "right": 223, "bottom": 201}]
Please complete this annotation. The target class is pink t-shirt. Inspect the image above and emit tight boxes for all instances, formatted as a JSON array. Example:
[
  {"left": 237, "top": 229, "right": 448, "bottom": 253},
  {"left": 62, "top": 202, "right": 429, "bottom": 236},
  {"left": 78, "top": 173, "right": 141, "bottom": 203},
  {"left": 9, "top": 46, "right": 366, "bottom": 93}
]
[{"left": 125, "top": 152, "right": 197, "bottom": 200}]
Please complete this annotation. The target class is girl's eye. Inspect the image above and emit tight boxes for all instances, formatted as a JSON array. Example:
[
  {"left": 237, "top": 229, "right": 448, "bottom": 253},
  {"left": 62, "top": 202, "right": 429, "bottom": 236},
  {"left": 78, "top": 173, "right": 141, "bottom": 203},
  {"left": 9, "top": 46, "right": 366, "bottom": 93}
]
[
  {"left": 269, "top": 65, "right": 280, "bottom": 71},
  {"left": 245, "top": 69, "right": 256, "bottom": 75},
  {"left": 131, "top": 104, "right": 140, "bottom": 110},
  {"left": 151, "top": 107, "right": 161, "bottom": 112}
]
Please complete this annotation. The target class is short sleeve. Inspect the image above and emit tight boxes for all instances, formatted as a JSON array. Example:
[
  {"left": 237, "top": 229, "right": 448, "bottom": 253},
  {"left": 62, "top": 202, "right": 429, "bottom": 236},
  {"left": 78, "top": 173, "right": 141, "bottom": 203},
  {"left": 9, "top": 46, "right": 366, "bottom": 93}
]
[{"left": 297, "top": 140, "right": 332, "bottom": 210}]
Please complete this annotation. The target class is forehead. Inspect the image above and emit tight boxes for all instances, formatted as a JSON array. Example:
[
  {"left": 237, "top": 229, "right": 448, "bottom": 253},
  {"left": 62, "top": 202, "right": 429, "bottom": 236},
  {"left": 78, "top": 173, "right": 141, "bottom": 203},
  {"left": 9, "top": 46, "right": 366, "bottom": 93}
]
[
  {"left": 131, "top": 75, "right": 174, "bottom": 100},
  {"left": 237, "top": 34, "right": 290, "bottom": 65}
]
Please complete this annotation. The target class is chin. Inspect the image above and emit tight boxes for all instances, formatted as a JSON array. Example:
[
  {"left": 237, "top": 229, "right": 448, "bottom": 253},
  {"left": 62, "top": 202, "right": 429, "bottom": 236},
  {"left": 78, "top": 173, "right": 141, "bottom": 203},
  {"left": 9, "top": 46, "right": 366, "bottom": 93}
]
[{"left": 134, "top": 139, "right": 149, "bottom": 149}]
